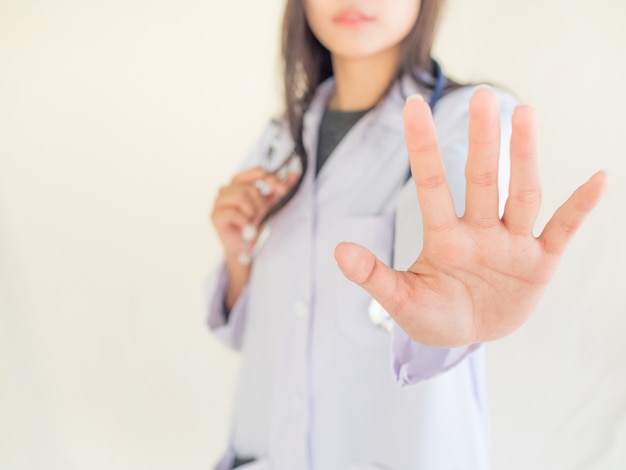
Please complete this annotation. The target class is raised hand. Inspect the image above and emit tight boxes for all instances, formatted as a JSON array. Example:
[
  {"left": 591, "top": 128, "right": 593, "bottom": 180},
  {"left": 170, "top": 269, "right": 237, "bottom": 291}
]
[{"left": 334, "top": 86, "right": 608, "bottom": 348}]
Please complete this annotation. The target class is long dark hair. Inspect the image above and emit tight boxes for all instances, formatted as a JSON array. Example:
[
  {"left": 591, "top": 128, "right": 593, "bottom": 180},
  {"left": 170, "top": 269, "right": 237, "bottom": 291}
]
[{"left": 266, "top": 0, "right": 448, "bottom": 221}]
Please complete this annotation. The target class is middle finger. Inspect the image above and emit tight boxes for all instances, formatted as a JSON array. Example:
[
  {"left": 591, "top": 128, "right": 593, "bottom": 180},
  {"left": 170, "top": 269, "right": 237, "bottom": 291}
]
[{"left": 464, "top": 86, "right": 502, "bottom": 228}]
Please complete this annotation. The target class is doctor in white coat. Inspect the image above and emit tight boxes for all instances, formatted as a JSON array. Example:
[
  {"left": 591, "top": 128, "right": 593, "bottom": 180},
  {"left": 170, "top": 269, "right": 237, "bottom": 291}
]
[
  {"left": 209, "top": 76, "right": 515, "bottom": 469},
  {"left": 206, "top": 0, "right": 607, "bottom": 468}
]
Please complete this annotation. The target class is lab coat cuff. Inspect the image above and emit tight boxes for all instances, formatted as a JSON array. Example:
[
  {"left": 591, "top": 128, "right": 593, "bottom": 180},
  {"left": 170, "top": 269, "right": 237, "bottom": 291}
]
[
  {"left": 390, "top": 323, "right": 481, "bottom": 386},
  {"left": 205, "top": 263, "right": 249, "bottom": 351}
]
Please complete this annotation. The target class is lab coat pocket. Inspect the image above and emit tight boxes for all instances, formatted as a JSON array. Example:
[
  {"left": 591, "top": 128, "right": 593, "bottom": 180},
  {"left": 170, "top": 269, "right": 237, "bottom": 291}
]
[{"left": 334, "top": 214, "right": 395, "bottom": 346}]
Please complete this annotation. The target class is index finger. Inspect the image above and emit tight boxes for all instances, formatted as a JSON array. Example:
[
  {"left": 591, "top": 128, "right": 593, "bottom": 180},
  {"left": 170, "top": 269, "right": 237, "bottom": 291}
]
[
  {"left": 404, "top": 95, "right": 457, "bottom": 232},
  {"left": 232, "top": 167, "right": 271, "bottom": 184}
]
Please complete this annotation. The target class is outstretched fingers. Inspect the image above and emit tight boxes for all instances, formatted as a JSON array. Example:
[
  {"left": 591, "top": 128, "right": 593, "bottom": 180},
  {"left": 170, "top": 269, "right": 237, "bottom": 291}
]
[
  {"left": 502, "top": 105, "right": 542, "bottom": 235},
  {"left": 539, "top": 171, "right": 608, "bottom": 256},
  {"left": 464, "top": 85, "right": 502, "bottom": 227},
  {"left": 404, "top": 95, "right": 458, "bottom": 232}
]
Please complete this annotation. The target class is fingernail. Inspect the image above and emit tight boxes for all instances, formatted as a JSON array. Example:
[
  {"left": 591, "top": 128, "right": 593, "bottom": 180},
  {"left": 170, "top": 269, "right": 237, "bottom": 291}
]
[
  {"left": 241, "top": 224, "right": 257, "bottom": 242},
  {"left": 254, "top": 179, "right": 273, "bottom": 196},
  {"left": 238, "top": 252, "right": 252, "bottom": 266},
  {"left": 406, "top": 94, "right": 424, "bottom": 104},
  {"left": 475, "top": 84, "right": 492, "bottom": 92}
]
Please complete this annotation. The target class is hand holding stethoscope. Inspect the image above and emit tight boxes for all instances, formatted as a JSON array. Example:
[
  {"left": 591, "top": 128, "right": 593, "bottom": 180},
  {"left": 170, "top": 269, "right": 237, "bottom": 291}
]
[{"left": 210, "top": 136, "right": 301, "bottom": 272}]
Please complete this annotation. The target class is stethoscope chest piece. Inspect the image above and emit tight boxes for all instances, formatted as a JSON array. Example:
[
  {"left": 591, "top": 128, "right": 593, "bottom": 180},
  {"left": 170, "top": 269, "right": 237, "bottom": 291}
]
[{"left": 368, "top": 299, "right": 393, "bottom": 333}]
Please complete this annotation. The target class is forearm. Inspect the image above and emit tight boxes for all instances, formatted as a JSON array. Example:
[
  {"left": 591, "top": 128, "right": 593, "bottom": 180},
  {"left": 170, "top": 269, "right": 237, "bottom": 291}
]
[{"left": 224, "top": 255, "right": 251, "bottom": 314}]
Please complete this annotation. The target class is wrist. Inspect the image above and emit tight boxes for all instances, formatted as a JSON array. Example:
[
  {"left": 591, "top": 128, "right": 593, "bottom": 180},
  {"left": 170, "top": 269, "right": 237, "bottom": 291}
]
[{"left": 224, "top": 255, "right": 251, "bottom": 311}]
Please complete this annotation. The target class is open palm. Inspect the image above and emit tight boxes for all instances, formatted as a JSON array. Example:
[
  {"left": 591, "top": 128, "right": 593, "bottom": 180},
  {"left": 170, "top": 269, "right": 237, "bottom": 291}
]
[{"left": 334, "top": 86, "right": 608, "bottom": 348}]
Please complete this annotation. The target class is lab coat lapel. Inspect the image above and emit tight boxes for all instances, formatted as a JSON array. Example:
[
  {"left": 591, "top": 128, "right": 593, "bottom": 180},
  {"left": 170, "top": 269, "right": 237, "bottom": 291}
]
[
  {"left": 301, "top": 74, "right": 429, "bottom": 203},
  {"left": 312, "top": 78, "right": 418, "bottom": 196},
  {"left": 302, "top": 79, "right": 334, "bottom": 176}
]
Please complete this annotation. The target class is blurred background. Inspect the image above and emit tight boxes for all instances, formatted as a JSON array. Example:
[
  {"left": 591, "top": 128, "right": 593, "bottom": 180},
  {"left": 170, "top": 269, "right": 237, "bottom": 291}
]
[{"left": 1, "top": 0, "right": 625, "bottom": 468}]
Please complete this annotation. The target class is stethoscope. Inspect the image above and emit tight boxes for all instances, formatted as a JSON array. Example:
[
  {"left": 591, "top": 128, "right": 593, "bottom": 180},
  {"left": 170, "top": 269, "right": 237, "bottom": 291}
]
[{"left": 238, "top": 136, "right": 302, "bottom": 265}]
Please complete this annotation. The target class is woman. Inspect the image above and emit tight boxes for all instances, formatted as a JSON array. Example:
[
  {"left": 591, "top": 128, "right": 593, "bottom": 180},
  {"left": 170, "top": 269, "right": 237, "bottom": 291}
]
[{"left": 207, "top": 0, "right": 606, "bottom": 468}]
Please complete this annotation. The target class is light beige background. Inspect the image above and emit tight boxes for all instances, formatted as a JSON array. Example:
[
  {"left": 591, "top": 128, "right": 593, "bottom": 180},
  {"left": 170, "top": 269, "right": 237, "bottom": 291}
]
[{"left": 1, "top": 0, "right": 624, "bottom": 469}]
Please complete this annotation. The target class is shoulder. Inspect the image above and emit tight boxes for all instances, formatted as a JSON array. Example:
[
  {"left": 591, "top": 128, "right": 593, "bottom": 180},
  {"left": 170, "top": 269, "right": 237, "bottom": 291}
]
[
  {"left": 236, "top": 114, "right": 294, "bottom": 171},
  {"left": 434, "top": 85, "right": 518, "bottom": 145},
  {"left": 252, "top": 114, "right": 292, "bottom": 152}
]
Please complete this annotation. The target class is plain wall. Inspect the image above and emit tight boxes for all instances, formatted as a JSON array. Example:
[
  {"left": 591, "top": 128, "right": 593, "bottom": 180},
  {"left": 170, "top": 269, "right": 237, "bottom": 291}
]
[{"left": 1, "top": 0, "right": 625, "bottom": 468}]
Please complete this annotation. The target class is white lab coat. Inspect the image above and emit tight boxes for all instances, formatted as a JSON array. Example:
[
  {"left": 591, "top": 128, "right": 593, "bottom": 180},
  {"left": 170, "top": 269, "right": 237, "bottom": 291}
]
[{"left": 207, "top": 74, "right": 516, "bottom": 470}]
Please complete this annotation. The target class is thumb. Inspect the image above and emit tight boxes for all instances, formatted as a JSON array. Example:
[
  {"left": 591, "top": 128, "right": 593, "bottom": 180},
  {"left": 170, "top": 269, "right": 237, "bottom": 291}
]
[{"left": 334, "top": 242, "right": 406, "bottom": 317}]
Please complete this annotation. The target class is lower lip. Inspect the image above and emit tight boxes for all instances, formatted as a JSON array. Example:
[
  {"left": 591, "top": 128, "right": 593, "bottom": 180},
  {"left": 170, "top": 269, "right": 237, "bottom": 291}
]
[{"left": 334, "top": 16, "right": 372, "bottom": 27}]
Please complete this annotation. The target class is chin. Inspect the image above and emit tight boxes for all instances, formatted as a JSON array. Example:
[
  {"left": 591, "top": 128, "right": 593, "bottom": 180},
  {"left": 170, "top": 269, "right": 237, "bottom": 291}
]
[{"left": 330, "top": 44, "right": 389, "bottom": 60}]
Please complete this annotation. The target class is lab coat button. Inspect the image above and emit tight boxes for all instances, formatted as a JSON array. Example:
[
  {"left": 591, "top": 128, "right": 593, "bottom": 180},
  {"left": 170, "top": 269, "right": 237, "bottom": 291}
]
[{"left": 294, "top": 300, "right": 308, "bottom": 319}]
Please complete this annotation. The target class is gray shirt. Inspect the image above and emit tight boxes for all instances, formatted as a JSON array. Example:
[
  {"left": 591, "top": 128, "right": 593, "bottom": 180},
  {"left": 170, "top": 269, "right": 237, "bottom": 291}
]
[{"left": 315, "top": 108, "right": 370, "bottom": 175}]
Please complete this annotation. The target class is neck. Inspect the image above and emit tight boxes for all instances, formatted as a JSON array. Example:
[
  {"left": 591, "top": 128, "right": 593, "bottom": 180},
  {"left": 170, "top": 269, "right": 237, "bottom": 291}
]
[{"left": 327, "top": 48, "right": 401, "bottom": 111}]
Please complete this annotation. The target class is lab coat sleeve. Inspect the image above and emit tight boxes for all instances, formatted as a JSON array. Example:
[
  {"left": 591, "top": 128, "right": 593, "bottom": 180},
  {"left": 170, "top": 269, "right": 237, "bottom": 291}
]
[
  {"left": 205, "top": 117, "right": 290, "bottom": 351},
  {"left": 390, "top": 86, "right": 517, "bottom": 386},
  {"left": 205, "top": 263, "right": 250, "bottom": 351}
]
